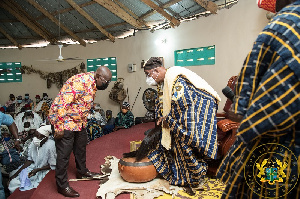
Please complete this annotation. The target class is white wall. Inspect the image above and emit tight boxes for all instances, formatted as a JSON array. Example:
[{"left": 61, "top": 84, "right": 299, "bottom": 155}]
[{"left": 0, "top": 0, "right": 268, "bottom": 117}]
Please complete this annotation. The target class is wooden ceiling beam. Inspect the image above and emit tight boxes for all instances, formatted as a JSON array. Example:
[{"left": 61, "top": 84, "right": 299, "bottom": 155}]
[
  {"left": 0, "top": 0, "right": 56, "bottom": 44},
  {"left": 194, "top": 0, "right": 218, "bottom": 14},
  {"left": 26, "top": 0, "right": 86, "bottom": 47},
  {"left": 153, "top": 0, "right": 178, "bottom": 17},
  {"left": 0, "top": 26, "right": 22, "bottom": 49},
  {"left": 140, "top": 0, "right": 180, "bottom": 27},
  {"left": 9, "top": 0, "right": 55, "bottom": 41},
  {"left": 140, "top": 0, "right": 182, "bottom": 20},
  {"left": 93, "top": 0, "right": 144, "bottom": 29},
  {"left": 65, "top": 0, "right": 115, "bottom": 42},
  {"left": 163, "top": 0, "right": 183, "bottom": 8},
  {"left": 112, "top": 0, "right": 149, "bottom": 28},
  {"left": 35, "top": 1, "right": 97, "bottom": 21}
]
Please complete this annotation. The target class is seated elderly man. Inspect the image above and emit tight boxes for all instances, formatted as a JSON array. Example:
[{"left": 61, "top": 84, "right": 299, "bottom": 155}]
[
  {"left": 5, "top": 94, "right": 16, "bottom": 113},
  {"left": 14, "top": 107, "right": 42, "bottom": 134},
  {"left": 8, "top": 125, "right": 56, "bottom": 193},
  {"left": 86, "top": 104, "right": 106, "bottom": 142}
]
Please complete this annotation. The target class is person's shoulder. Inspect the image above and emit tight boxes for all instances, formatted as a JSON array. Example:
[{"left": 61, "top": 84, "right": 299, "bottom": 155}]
[
  {"left": 0, "top": 112, "right": 14, "bottom": 125},
  {"left": 44, "top": 139, "right": 55, "bottom": 148},
  {"left": 175, "top": 75, "right": 188, "bottom": 85},
  {"left": 67, "top": 72, "right": 91, "bottom": 81},
  {"left": 127, "top": 111, "right": 134, "bottom": 115},
  {"left": 46, "top": 138, "right": 55, "bottom": 145}
]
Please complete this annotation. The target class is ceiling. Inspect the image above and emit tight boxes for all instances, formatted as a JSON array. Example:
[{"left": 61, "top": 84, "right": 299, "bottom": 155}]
[{"left": 0, "top": 0, "right": 238, "bottom": 49}]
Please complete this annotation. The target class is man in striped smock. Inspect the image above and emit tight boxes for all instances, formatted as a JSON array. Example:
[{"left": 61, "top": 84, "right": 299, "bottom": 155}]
[
  {"left": 217, "top": 0, "right": 300, "bottom": 198},
  {"left": 143, "top": 57, "right": 220, "bottom": 194}
]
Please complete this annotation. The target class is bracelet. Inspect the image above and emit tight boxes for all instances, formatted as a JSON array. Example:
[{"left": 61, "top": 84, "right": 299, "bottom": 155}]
[{"left": 15, "top": 138, "right": 21, "bottom": 142}]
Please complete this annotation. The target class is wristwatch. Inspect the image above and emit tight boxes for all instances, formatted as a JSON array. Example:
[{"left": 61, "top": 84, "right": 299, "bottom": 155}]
[{"left": 15, "top": 138, "right": 21, "bottom": 142}]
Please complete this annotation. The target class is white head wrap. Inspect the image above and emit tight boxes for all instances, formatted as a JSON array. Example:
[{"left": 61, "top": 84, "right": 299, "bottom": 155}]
[
  {"left": 37, "top": 125, "right": 52, "bottom": 137},
  {"left": 95, "top": 104, "right": 101, "bottom": 110}
]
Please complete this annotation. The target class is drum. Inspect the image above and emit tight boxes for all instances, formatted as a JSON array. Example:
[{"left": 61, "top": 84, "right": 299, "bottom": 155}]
[{"left": 118, "top": 157, "right": 158, "bottom": 183}]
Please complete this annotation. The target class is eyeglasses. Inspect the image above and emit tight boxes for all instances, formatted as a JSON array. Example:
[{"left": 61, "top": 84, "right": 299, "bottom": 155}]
[
  {"left": 99, "top": 75, "right": 111, "bottom": 84},
  {"left": 145, "top": 70, "right": 155, "bottom": 77}
]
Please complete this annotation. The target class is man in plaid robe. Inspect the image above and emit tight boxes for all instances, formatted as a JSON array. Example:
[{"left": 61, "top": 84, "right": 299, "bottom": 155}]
[{"left": 217, "top": 0, "right": 300, "bottom": 198}]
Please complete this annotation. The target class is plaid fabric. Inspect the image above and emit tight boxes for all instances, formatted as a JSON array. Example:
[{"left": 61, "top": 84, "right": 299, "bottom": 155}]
[
  {"left": 149, "top": 76, "right": 218, "bottom": 187},
  {"left": 48, "top": 72, "right": 97, "bottom": 132},
  {"left": 217, "top": 2, "right": 300, "bottom": 198},
  {"left": 115, "top": 111, "right": 134, "bottom": 129}
]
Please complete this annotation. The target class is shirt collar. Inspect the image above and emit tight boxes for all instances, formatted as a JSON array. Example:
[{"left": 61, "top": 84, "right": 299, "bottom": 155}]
[{"left": 90, "top": 72, "right": 97, "bottom": 92}]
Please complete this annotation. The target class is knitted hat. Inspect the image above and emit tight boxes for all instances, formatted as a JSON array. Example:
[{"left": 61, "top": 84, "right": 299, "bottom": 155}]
[
  {"left": 257, "top": 0, "right": 276, "bottom": 13},
  {"left": 122, "top": 101, "right": 130, "bottom": 108}
]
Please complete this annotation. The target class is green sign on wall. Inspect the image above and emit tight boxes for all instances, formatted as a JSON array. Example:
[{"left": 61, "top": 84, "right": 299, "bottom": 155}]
[
  {"left": 87, "top": 57, "right": 117, "bottom": 81},
  {"left": 0, "top": 62, "right": 22, "bottom": 83},
  {"left": 174, "top": 45, "right": 215, "bottom": 66}
]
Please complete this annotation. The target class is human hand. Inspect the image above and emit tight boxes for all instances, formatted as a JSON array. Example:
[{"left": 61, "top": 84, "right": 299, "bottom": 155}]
[
  {"left": 156, "top": 117, "right": 164, "bottom": 126},
  {"left": 14, "top": 140, "right": 23, "bottom": 152},
  {"left": 157, "top": 117, "right": 168, "bottom": 128},
  {"left": 28, "top": 169, "right": 37, "bottom": 178},
  {"left": 54, "top": 131, "right": 64, "bottom": 139}
]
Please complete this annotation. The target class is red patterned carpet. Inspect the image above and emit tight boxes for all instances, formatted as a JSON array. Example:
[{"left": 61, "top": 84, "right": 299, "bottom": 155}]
[{"left": 8, "top": 122, "right": 155, "bottom": 199}]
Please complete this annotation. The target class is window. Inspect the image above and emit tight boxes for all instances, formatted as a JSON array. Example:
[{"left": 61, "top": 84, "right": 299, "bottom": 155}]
[
  {"left": 0, "top": 62, "right": 22, "bottom": 83},
  {"left": 174, "top": 45, "right": 215, "bottom": 66},
  {"left": 87, "top": 57, "right": 117, "bottom": 81}
]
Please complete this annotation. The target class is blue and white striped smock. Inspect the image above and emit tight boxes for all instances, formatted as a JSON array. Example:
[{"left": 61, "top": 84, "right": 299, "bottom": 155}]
[{"left": 217, "top": 2, "right": 300, "bottom": 198}]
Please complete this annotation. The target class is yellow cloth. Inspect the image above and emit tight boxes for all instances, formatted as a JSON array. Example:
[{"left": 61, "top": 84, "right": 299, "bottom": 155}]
[
  {"left": 155, "top": 177, "right": 226, "bottom": 199},
  {"left": 162, "top": 66, "right": 221, "bottom": 150}
]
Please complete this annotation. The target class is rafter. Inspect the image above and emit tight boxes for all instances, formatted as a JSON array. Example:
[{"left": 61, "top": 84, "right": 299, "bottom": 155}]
[
  {"left": 26, "top": 0, "right": 86, "bottom": 46},
  {"left": 140, "top": 0, "right": 180, "bottom": 27},
  {"left": 8, "top": 0, "right": 54, "bottom": 41},
  {"left": 0, "top": 26, "right": 22, "bottom": 49},
  {"left": 140, "top": 0, "right": 182, "bottom": 20},
  {"left": 93, "top": 0, "right": 144, "bottom": 29},
  {"left": 35, "top": 1, "right": 97, "bottom": 21},
  {"left": 65, "top": 0, "right": 115, "bottom": 42},
  {"left": 0, "top": 0, "right": 56, "bottom": 44},
  {"left": 194, "top": 0, "right": 218, "bottom": 14},
  {"left": 109, "top": 0, "right": 148, "bottom": 28},
  {"left": 153, "top": 0, "right": 178, "bottom": 17}
]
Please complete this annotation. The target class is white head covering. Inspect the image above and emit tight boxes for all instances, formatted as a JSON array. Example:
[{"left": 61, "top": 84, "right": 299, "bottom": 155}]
[
  {"left": 37, "top": 125, "right": 52, "bottom": 137},
  {"left": 95, "top": 104, "right": 101, "bottom": 110}
]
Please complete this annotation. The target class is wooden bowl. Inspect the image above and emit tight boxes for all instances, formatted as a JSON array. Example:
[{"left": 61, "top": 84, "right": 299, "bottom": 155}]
[{"left": 118, "top": 157, "right": 158, "bottom": 183}]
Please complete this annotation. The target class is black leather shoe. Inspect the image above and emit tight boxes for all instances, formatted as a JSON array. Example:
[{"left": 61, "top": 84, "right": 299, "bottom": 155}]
[
  {"left": 76, "top": 171, "right": 100, "bottom": 179},
  {"left": 57, "top": 186, "right": 80, "bottom": 197}
]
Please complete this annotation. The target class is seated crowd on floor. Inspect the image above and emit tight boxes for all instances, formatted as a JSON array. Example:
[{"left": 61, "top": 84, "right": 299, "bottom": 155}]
[{"left": 0, "top": 92, "right": 137, "bottom": 197}]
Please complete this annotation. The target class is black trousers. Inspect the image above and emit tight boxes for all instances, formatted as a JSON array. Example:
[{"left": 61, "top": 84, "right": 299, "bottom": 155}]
[{"left": 55, "top": 128, "right": 89, "bottom": 189}]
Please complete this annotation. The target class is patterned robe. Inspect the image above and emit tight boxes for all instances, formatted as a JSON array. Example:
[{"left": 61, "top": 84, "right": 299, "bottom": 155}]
[
  {"left": 148, "top": 75, "right": 218, "bottom": 187},
  {"left": 48, "top": 72, "right": 97, "bottom": 132},
  {"left": 216, "top": 2, "right": 300, "bottom": 198},
  {"left": 115, "top": 111, "right": 134, "bottom": 129}
]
